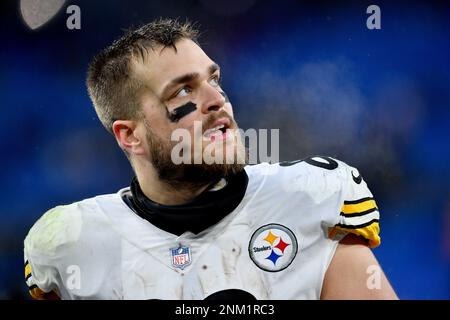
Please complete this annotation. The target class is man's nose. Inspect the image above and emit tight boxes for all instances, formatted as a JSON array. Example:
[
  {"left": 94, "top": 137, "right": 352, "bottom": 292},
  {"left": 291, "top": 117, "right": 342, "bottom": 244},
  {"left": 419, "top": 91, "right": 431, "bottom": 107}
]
[{"left": 199, "top": 83, "right": 226, "bottom": 114}]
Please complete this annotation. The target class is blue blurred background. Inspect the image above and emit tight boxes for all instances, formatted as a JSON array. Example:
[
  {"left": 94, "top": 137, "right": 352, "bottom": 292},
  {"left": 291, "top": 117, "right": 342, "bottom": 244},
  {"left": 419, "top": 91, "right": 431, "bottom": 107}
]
[{"left": 1, "top": 0, "right": 449, "bottom": 299}]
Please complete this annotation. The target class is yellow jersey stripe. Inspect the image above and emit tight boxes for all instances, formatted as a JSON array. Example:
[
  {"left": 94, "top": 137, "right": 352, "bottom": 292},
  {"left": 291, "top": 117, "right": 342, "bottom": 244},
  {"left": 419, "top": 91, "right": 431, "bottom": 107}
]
[
  {"left": 329, "top": 221, "right": 381, "bottom": 248},
  {"left": 341, "top": 207, "right": 378, "bottom": 217},
  {"left": 25, "top": 263, "right": 31, "bottom": 279},
  {"left": 341, "top": 199, "right": 377, "bottom": 215}
]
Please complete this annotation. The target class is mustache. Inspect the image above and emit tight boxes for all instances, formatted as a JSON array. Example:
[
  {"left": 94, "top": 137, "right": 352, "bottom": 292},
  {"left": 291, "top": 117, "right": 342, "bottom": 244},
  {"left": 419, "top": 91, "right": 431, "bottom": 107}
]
[{"left": 202, "top": 110, "right": 236, "bottom": 134}]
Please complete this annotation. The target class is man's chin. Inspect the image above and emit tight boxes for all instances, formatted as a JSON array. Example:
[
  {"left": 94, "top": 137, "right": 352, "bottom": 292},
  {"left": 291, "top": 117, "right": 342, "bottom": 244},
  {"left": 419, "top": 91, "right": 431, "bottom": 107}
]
[
  {"left": 201, "top": 136, "right": 236, "bottom": 154},
  {"left": 155, "top": 160, "right": 246, "bottom": 190},
  {"left": 183, "top": 162, "right": 245, "bottom": 180},
  {"left": 200, "top": 138, "right": 247, "bottom": 166}
]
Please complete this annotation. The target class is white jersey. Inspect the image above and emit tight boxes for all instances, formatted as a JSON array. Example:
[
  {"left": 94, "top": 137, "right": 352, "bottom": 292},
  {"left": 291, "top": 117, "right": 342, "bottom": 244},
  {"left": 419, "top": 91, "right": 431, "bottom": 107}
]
[{"left": 24, "top": 157, "right": 380, "bottom": 300}]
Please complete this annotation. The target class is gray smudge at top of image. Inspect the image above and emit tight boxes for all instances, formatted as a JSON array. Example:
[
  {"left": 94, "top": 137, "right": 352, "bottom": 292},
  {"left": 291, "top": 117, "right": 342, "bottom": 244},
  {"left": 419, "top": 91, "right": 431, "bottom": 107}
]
[{"left": 20, "top": 0, "right": 67, "bottom": 30}]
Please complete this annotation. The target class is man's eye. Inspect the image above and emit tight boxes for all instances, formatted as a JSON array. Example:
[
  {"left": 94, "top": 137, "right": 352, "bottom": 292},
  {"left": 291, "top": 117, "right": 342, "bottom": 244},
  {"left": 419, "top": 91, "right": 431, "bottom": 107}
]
[
  {"left": 176, "top": 87, "right": 191, "bottom": 98},
  {"left": 209, "top": 76, "right": 220, "bottom": 87}
]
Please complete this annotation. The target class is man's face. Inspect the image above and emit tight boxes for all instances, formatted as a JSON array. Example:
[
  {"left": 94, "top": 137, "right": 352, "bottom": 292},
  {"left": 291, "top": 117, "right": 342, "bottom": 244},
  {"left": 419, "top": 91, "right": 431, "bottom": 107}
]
[{"left": 131, "top": 39, "right": 246, "bottom": 185}]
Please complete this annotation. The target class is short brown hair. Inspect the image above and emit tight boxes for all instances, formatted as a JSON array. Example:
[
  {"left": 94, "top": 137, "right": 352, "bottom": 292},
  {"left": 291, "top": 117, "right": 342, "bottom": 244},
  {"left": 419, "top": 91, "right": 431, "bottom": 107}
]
[{"left": 86, "top": 18, "right": 199, "bottom": 133}]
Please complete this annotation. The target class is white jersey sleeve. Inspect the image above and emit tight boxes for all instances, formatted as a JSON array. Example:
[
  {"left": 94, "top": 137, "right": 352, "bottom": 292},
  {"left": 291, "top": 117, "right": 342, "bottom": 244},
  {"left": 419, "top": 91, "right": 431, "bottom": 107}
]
[
  {"left": 324, "top": 158, "right": 381, "bottom": 248},
  {"left": 23, "top": 199, "right": 123, "bottom": 300},
  {"left": 262, "top": 156, "right": 381, "bottom": 248},
  {"left": 24, "top": 204, "right": 81, "bottom": 299}
]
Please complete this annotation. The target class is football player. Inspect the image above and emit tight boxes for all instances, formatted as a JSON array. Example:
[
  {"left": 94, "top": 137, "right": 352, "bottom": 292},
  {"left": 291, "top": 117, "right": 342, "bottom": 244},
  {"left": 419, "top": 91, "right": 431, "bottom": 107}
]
[{"left": 23, "top": 19, "right": 397, "bottom": 300}]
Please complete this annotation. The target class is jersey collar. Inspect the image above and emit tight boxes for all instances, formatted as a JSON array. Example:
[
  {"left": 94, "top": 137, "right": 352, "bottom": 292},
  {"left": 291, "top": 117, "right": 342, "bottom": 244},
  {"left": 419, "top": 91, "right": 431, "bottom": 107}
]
[{"left": 122, "top": 169, "right": 249, "bottom": 236}]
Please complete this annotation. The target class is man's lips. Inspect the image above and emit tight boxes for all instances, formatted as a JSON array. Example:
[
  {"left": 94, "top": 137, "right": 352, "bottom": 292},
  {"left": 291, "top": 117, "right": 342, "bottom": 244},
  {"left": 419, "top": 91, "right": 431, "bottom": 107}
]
[
  {"left": 209, "top": 118, "right": 231, "bottom": 131},
  {"left": 203, "top": 118, "right": 231, "bottom": 139}
]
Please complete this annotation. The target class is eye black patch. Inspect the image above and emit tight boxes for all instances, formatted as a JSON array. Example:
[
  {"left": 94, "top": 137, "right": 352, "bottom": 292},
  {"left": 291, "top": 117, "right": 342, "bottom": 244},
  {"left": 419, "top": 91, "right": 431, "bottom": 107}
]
[
  {"left": 167, "top": 102, "right": 197, "bottom": 122},
  {"left": 220, "top": 91, "right": 230, "bottom": 103}
]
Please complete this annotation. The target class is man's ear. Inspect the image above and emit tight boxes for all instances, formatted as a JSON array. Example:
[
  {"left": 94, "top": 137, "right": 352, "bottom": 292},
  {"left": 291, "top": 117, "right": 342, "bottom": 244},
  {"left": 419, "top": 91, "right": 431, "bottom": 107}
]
[{"left": 112, "top": 120, "right": 146, "bottom": 156}]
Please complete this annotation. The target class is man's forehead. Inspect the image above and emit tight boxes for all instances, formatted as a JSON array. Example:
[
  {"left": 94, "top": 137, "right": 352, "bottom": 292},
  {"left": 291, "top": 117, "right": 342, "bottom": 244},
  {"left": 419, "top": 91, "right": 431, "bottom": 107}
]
[{"left": 131, "top": 39, "right": 215, "bottom": 95}]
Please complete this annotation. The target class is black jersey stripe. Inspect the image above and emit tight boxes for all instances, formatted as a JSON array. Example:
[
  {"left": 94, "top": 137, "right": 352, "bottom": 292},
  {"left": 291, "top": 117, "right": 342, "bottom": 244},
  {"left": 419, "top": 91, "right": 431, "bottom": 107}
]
[
  {"left": 340, "top": 207, "right": 378, "bottom": 217},
  {"left": 334, "top": 219, "right": 379, "bottom": 230},
  {"left": 343, "top": 197, "right": 374, "bottom": 205}
]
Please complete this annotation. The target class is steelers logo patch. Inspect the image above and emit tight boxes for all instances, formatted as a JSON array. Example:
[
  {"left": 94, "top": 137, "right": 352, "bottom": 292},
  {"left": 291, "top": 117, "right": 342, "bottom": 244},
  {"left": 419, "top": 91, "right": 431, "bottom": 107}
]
[{"left": 249, "top": 224, "right": 298, "bottom": 272}]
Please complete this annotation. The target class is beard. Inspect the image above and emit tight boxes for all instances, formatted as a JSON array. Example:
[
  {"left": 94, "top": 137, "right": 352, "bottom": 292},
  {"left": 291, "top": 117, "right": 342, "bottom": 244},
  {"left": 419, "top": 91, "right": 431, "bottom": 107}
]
[{"left": 144, "top": 114, "right": 247, "bottom": 190}]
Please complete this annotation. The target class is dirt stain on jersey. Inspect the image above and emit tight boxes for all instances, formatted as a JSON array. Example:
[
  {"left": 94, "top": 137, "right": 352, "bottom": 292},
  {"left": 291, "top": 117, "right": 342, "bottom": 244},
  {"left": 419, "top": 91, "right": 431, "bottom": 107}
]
[{"left": 25, "top": 204, "right": 82, "bottom": 256}]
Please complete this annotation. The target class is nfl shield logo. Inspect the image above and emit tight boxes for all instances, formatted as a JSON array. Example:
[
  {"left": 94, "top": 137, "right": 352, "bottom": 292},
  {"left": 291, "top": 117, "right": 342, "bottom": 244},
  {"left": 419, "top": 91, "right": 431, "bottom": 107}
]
[{"left": 170, "top": 246, "right": 192, "bottom": 270}]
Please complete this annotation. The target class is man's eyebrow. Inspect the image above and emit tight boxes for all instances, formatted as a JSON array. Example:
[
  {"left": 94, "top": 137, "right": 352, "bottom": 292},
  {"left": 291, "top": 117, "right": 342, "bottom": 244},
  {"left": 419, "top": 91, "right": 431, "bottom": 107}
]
[
  {"left": 209, "top": 63, "right": 220, "bottom": 74},
  {"left": 160, "top": 63, "right": 221, "bottom": 98}
]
